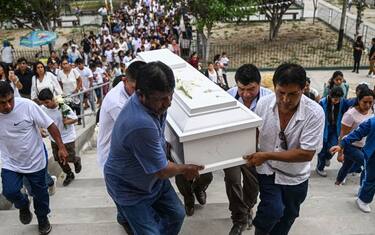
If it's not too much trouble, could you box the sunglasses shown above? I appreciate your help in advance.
[279,130,288,150]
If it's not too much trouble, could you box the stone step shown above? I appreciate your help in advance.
[1,210,374,235]
[1,147,374,235]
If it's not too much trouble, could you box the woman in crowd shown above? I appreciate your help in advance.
[316,86,351,177]
[204,62,220,85]
[323,71,349,98]
[335,87,374,185]
[31,61,62,103]
[331,115,375,213]
[353,35,365,73]
[188,52,199,70]
[0,63,22,97]
[57,57,83,124]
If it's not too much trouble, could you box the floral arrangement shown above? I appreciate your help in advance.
[54,95,70,128]
[176,77,193,99]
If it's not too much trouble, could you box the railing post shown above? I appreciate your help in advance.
[80,93,85,128]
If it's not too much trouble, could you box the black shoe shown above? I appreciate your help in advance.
[63,172,75,186]
[184,198,195,216]
[254,227,269,235]
[38,218,52,235]
[194,189,207,205]
[19,201,33,224]
[352,70,356,72]
[119,221,134,235]
[229,223,247,235]
[74,158,82,174]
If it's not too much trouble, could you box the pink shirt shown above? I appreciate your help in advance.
[342,107,374,147]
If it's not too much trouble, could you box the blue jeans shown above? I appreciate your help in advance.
[317,126,338,171]
[253,174,308,235]
[1,167,50,222]
[336,145,365,183]
[359,152,375,203]
[23,144,54,196]
[116,180,185,235]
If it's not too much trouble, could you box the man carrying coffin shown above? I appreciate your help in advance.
[245,63,325,235]
[104,62,204,234]
[225,64,272,235]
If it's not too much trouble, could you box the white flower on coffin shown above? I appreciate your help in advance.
[176,77,194,99]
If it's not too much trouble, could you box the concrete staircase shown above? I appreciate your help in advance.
[1,144,375,235]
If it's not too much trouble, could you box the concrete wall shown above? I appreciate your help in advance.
[0,116,97,210]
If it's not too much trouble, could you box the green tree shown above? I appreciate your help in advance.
[0,0,61,31]
[257,0,295,41]
[185,0,255,61]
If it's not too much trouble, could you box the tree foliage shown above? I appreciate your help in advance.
[0,0,61,31]
[181,0,255,60]
[256,0,295,40]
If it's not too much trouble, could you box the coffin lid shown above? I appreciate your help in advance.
[137,49,262,141]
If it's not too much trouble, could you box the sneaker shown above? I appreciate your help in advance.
[356,198,371,213]
[38,218,52,235]
[325,159,331,167]
[48,176,57,196]
[63,172,75,187]
[19,201,33,224]
[316,168,327,177]
[342,177,347,185]
[229,223,247,235]
[74,158,82,174]
[367,74,373,78]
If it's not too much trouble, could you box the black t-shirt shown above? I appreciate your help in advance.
[15,68,34,96]
[81,38,91,53]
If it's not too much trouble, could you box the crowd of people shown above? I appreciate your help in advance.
[1,1,375,235]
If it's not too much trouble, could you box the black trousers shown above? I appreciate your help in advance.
[353,54,362,72]
[175,173,213,205]
[68,102,81,122]
[253,174,308,235]
[224,165,259,225]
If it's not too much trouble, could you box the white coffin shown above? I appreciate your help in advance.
[137,49,262,173]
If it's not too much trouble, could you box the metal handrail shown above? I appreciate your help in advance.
[63,81,112,128]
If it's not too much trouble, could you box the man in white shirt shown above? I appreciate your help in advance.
[245,64,325,235]
[97,60,145,234]
[0,81,68,235]
[225,64,272,235]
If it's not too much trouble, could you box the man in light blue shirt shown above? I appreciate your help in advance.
[225,64,272,235]
[104,62,203,234]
